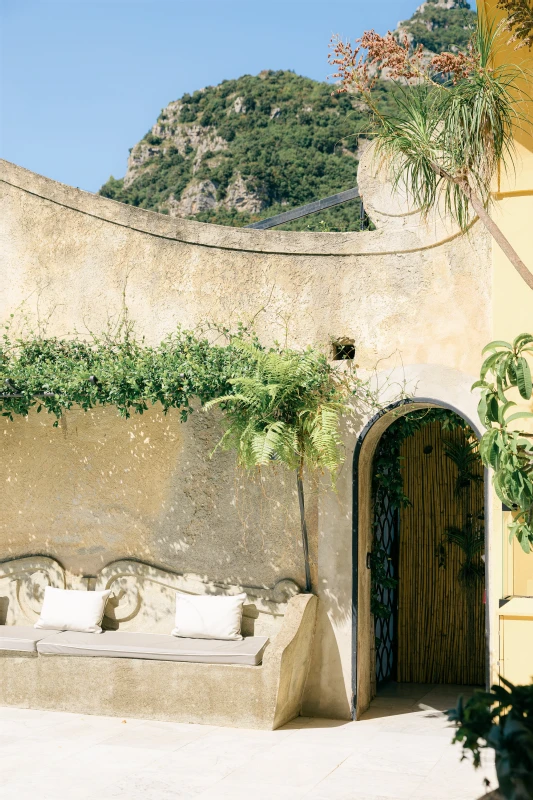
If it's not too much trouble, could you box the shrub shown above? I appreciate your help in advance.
[448,679,533,800]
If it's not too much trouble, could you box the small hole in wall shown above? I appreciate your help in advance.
[332,338,355,361]
[423,445,433,455]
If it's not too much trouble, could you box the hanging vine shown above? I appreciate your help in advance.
[0,323,374,427]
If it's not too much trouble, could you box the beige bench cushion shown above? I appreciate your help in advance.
[37,630,269,666]
[0,625,58,654]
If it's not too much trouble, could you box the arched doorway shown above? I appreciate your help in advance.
[352,400,489,719]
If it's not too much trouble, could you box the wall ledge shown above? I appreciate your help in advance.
[1,158,474,258]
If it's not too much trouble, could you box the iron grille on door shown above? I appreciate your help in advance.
[374,492,399,685]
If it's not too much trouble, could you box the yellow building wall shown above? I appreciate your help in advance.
[483,0,533,687]
[483,0,533,336]
[500,614,533,684]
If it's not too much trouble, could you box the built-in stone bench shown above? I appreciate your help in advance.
[0,556,317,729]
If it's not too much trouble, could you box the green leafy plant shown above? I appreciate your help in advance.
[205,337,372,591]
[441,432,484,580]
[329,15,533,289]
[474,333,533,552]
[439,426,485,656]
[445,512,485,658]
[448,678,533,800]
[206,339,348,474]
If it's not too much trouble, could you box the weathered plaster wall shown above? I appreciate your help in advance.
[0,156,490,369]
[0,151,492,718]
[0,406,308,586]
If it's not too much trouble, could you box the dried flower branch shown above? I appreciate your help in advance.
[328,36,375,97]
[359,30,425,80]
[329,28,483,96]
[328,30,426,100]
[431,38,482,83]
[497,0,533,50]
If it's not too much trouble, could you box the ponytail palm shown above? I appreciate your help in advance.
[330,17,533,289]
[206,339,354,592]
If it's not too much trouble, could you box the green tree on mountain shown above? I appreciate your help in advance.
[100,1,476,232]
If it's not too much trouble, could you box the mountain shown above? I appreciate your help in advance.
[99,0,476,232]
[399,0,476,54]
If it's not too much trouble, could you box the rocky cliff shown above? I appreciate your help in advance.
[99,0,476,231]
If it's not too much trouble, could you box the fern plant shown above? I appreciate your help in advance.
[205,337,361,592]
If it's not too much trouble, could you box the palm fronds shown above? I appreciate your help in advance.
[376,85,457,218]
[331,14,533,288]
[440,18,524,198]
[374,19,526,230]
[443,437,484,495]
[446,516,485,588]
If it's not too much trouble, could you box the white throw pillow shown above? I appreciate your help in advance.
[34,587,111,634]
[172,592,246,641]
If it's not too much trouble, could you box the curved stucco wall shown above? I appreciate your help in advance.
[0,156,490,368]
[0,153,492,718]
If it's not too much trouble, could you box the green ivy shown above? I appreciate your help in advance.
[0,327,241,424]
[0,323,371,446]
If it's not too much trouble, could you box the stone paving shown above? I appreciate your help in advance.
[0,684,496,799]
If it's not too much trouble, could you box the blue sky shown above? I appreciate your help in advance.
[1,0,454,193]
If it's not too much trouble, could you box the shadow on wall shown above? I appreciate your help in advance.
[0,399,352,719]
[0,553,300,648]
[0,405,312,590]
